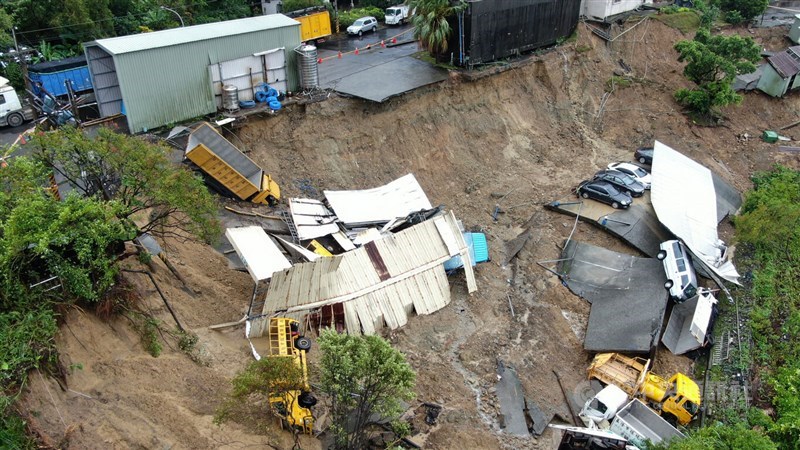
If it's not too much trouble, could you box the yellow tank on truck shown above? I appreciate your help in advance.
[294,10,332,43]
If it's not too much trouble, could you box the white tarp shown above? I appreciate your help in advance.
[650,141,740,284]
[289,198,339,241]
[324,174,433,226]
[225,226,291,282]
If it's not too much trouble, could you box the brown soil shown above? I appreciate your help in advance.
[19,18,800,449]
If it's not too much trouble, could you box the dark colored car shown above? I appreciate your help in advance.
[575,180,633,209]
[593,169,646,197]
[634,146,654,165]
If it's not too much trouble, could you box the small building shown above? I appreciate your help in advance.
[757,46,800,98]
[450,0,582,68]
[84,15,301,134]
[581,0,653,22]
[790,14,800,44]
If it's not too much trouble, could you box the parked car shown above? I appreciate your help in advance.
[576,180,632,209]
[634,146,653,165]
[607,162,652,189]
[347,16,378,36]
[593,169,645,197]
[657,240,698,302]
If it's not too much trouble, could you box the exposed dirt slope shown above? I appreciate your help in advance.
[20,18,799,449]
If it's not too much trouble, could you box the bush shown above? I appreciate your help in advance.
[282,0,324,13]
[337,7,385,27]
[726,10,744,25]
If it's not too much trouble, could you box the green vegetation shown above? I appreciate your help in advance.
[718,0,769,23]
[337,7,386,27]
[0,128,220,446]
[214,356,307,426]
[410,0,467,57]
[282,0,324,13]
[605,75,634,92]
[649,423,776,450]
[734,166,800,447]
[318,329,415,450]
[673,27,759,121]
[653,10,701,35]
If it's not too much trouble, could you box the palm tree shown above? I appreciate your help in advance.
[410,0,466,59]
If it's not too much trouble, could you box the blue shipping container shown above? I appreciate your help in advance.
[29,56,93,98]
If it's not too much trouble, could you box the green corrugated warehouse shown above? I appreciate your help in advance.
[84,15,301,133]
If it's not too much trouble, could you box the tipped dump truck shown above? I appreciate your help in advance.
[185,122,280,205]
[588,353,701,426]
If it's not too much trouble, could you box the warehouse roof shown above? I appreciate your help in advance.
[87,14,300,55]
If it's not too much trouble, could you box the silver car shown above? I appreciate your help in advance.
[657,240,698,302]
[347,16,378,36]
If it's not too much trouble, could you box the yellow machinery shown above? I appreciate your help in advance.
[266,317,315,434]
[306,240,333,257]
[588,353,701,426]
[292,8,332,44]
[185,122,280,205]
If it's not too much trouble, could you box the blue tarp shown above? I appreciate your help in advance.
[444,232,489,272]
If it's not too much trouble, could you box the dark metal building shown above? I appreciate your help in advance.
[451,0,582,67]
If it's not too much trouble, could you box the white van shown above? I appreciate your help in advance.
[657,240,698,302]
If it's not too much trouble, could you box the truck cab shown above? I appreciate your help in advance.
[0,79,37,128]
[385,5,410,25]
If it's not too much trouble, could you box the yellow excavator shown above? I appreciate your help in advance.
[588,352,701,426]
[266,317,316,434]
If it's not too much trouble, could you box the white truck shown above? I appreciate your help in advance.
[385,5,411,25]
[0,77,36,128]
[579,388,684,450]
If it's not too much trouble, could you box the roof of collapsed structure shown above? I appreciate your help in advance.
[261,210,477,334]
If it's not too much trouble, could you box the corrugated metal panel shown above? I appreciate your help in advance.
[650,141,739,284]
[262,211,477,334]
[89,15,300,55]
[226,226,292,282]
[98,23,300,133]
[767,47,800,78]
[756,64,790,97]
[289,198,339,240]
[324,173,433,226]
[85,45,122,117]
[459,0,582,66]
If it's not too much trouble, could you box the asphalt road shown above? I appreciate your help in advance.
[318,22,415,53]
[0,122,33,156]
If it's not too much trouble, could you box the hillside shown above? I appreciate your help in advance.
[19,18,799,449]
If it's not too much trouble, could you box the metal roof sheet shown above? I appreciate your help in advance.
[261,211,477,334]
[289,198,339,241]
[88,14,300,55]
[767,46,800,78]
[650,141,739,284]
[324,174,433,227]
[225,226,292,282]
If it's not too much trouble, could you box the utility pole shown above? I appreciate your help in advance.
[10,25,33,96]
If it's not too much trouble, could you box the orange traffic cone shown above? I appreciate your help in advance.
[381,40,386,48]
[317,58,322,64]
[338,51,342,59]
[355,47,359,55]
[391,37,397,44]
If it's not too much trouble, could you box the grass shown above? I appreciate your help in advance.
[653,11,701,35]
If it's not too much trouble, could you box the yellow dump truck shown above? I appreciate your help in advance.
[287,6,332,45]
[588,353,701,426]
[267,317,316,434]
[185,122,280,205]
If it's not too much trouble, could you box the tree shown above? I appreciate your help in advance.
[719,0,769,22]
[214,357,307,425]
[673,27,760,120]
[410,0,466,58]
[29,127,220,243]
[648,423,776,450]
[318,329,416,449]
